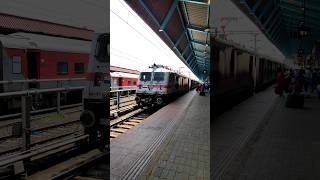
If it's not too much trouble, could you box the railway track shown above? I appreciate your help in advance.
[0,108,83,156]
[110,105,161,141]
[50,150,108,180]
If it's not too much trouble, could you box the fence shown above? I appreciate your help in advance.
[0,79,138,172]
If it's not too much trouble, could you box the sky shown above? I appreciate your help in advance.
[212,0,286,63]
[110,0,199,80]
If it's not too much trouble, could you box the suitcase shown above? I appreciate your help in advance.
[286,93,304,108]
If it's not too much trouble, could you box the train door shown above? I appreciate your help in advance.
[249,56,253,76]
[27,51,40,79]
[118,77,123,87]
[230,50,235,78]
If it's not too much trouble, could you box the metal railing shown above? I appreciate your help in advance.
[0,84,138,175]
[0,78,86,84]
[0,86,85,150]
[110,88,137,114]
[110,86,137,90]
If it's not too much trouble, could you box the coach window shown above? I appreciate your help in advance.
[57,62,68,75]
[128,81,132,85]
[74,63,84,74]
[113,79,118,86]
[12,56,22,74]
[133,81,137,85]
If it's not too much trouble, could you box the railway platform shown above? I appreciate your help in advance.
[213,86,320,180]
[110,90,210,179]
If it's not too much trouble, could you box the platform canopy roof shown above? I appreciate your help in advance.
[124,0,210,80]
[0,13,93,41]
[231,0,320,58]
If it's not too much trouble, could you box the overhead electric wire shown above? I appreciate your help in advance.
[117,0,174,56]
[111,47,146,63]
[110,9,174,60]
[111,1,197,78]
[111,51,146,64]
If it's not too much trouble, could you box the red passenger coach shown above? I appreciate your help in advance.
[4,48,89,80]
[0,33,91,81]
[111,72,138,88]
[0,33,139,112]
[0,33,92,111]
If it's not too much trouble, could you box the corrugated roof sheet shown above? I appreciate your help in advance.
[125,0,210,79]
[0,13,93,41]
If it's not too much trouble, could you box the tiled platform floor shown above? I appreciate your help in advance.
[110,90,210,180]
[212,87,279,179]
[214,87,320,180]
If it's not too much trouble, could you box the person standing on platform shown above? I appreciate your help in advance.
[304,68,312,95]
[311,68,318,93]
[196,84,201,92]
[294,69,305,94]
[275,68,285,96]
[315,68,320,99]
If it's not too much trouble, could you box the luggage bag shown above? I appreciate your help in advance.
[286,93,304,108]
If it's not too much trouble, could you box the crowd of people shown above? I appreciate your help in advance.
[196,82,210,94]
[275,67,320,99]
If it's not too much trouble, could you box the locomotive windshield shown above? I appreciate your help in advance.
[153,72,164,81]
[140,72,151,81]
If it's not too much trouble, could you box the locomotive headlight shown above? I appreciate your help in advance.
[80,110,96,128]
[135,96,140,102]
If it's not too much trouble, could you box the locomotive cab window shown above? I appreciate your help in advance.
[153,72,164,81]
[140,72,151,81]
[12,56,22,74]
[57,62,68,75]
[95,34,109,62]
[74,63,84,74]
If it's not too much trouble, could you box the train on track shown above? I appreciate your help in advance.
[111,72,138,88]
[135,64,199,106]
[212,38,287,115]
[0,33,138,113]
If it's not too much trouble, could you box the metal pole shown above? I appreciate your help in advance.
[81,89,85,112]
[57,92,61,113]
[21,95,31,151]
[117,91,120,110]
